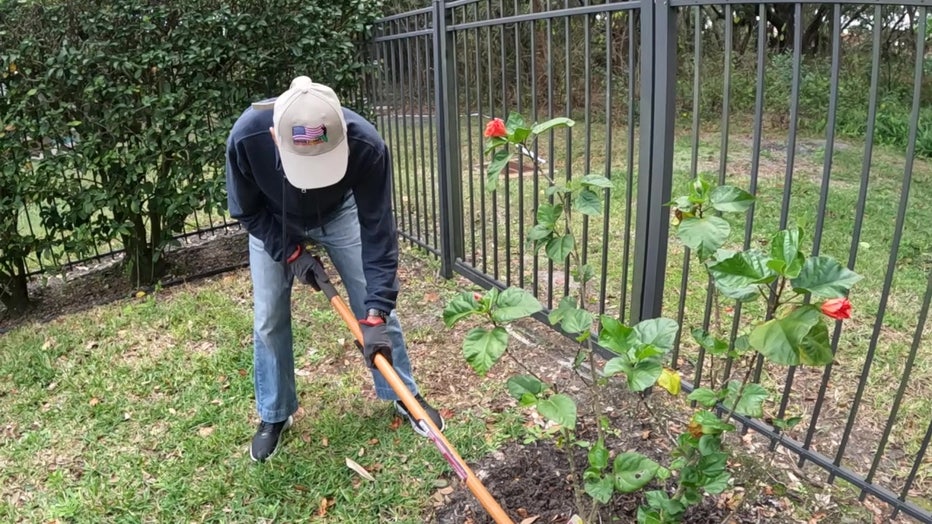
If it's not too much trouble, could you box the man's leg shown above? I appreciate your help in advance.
[306,197,418,401]
[248,234,297,461]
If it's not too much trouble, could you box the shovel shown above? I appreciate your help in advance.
[305,257,515,524]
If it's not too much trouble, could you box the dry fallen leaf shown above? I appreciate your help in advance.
[345,457,375,481]
[519,516,540,524]
[440,408,455,420]
[197,426,214,437]
[424,292,440,302]
[89,397,100,407]
[389,417,403,431]
[321,437,329,447]
[294,484,309,492]
[317,497,329,517]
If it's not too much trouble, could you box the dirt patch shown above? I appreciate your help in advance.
[0,229,249,331]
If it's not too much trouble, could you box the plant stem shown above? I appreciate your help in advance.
[720,353,757,428]
[561,426,585,514]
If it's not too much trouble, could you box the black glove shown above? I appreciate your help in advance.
[287,244,322,290]
[359,316,393,369]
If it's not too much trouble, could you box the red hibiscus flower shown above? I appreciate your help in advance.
[483,118,507,138]
[821,297,852,320]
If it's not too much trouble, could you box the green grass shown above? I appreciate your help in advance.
[0,270,527,522]
[383,115,932,501]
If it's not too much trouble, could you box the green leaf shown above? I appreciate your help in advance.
[536,203,564,227]
[709,185,755,213]
[531,116,575,135]
[613,452,660,493]
[545,233,575,262]
[791,256,863,298]
[588,438,609,469]
[527,224,553,243]
[637,507,664,524]
[703,471,731,494]
[723,381,769,418]
[603,357,630,378]
[580,174,614,189]
[574,264,595,285]
[799,318,833,366]
[511,127,532,144]
[708,249,777,301]
[483,136,508,155]
[505,111,526,134]
[772,416,803,430]
[770,228,805,278]
[692,411,736,435]
[545,184,571,198]
[676,216,731,262]
[537,394,577,429]
[462,327,509,376]
[442,292,481,327]
[492,287,542,323]
[506,375,546,402]
[548,296,577,326]
[598,315,635,354]
[749,305,832,366]
[687,388,721,407]
[698,434,722,456]
[485,149,512,191]
[584,474,614,504]
[560,307,594,335]
[575,188,603,216]
[632,318,679,353]
[691,328,729,355]
[627,360,663,392]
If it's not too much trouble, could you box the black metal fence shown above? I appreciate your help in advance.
[366,0,932,521]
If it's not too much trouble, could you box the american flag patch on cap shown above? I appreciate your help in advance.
[292,124,328,145]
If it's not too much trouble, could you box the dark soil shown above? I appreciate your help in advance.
[429,401,796,524]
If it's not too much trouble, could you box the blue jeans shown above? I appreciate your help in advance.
[247,195,419,423]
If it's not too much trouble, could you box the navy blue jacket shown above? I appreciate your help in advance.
[225,106,399,313]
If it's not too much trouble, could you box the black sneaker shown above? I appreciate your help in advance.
[394,394,445,437]
[250,415,293,462]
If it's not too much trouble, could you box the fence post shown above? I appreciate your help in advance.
[631,0,678,322]
[433,0,464,279]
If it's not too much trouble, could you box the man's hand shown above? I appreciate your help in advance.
[359,310,393,369]
[287,244,322,290]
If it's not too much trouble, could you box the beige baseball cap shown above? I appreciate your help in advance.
[270,76,349,189]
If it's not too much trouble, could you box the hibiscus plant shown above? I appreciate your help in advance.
[443,114,861,524]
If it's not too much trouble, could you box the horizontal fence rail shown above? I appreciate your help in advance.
[370,1,932,522]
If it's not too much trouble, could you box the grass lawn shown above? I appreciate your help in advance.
[0,251,528,523]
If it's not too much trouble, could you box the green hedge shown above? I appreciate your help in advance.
[0,0,381,313]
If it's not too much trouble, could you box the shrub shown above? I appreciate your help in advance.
[0,0,381,289]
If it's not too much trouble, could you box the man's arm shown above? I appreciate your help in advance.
[225,135,299,262]
[353,144,399,313]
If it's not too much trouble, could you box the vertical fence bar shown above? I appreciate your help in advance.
[530,1,540,300]
[895,415,932,519]
[598,6,613,317]
[830,8,927,484]
[745,3,767,390]
[464,11,478,268]
[499,0,509,286]
[581,7,592,270]
[434,0,463,278]
[546,10,556,310]
[631,0,676,323]
[429,21,442,253]
[515,0,526,290]
[619,11,636,324]
[772,2,805,442]
[409,26,424,245]
[672,5,703,375]
[562,0,572,299]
